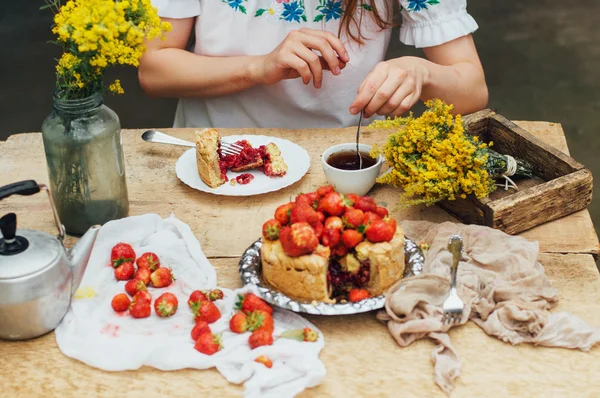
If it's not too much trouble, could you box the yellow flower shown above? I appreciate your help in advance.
[370,99,494,207]
[49,0,171,99]
[109,79,124,94]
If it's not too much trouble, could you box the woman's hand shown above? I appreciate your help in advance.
[350,57,429,118]
[252,28,350,89]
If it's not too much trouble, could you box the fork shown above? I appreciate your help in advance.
[442,234,464,325]
[141,129,243,155]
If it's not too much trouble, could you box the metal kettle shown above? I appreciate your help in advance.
[0,180,100,340]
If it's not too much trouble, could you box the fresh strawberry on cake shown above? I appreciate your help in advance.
[260,186,405,303]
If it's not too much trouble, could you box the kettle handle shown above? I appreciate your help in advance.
[0,180,65,242]
[0,180,40,201]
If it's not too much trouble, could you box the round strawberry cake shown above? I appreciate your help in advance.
[260,185,405,304]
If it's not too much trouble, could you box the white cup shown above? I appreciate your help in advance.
[321,143,385,196]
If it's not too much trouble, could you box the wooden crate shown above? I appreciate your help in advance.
[437,109,593,235]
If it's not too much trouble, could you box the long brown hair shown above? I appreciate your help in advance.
[339,0,397,44]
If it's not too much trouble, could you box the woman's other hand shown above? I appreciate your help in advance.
[252,28,350,89]
[349,57,428,118]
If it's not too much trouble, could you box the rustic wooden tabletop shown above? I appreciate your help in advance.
[1,122,598,397]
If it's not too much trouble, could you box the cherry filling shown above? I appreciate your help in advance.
[327,260,371,299]
[220,140,266,170]
[236,173,254,185]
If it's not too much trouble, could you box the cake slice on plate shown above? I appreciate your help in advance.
[195,128,227,188]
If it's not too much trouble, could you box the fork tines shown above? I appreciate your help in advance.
[221,141,243,156]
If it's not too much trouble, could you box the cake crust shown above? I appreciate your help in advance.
[195,128,226,188]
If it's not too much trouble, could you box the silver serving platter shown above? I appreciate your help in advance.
[238,238,424,315]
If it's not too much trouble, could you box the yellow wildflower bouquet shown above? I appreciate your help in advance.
[43,0,171,99]
[371,99,533,207]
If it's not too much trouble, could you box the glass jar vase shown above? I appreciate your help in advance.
[41,92,129,235]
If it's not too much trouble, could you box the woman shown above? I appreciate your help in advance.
[139,0,488,128]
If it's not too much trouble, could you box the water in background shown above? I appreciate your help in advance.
[1,1,598,233]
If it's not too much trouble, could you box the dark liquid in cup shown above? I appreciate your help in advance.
[326,150,377,170]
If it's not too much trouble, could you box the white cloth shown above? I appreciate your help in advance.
[55,214,326,398]
[150,0,478,129]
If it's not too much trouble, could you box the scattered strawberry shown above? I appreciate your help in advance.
[280,327,319,342]
[136,252,160,271]
[363,211,381,226]
[279,222,319,257]
[295,192,319,209]
[111,293,130,312]
[208,289,224,301]
[374,206,389,219]
[114,261,135,281]
[129,295,151,318]
[316,185,334,197]
[262,219,281,241]
[290,202,320,226]
[125,279,147,296]
[191,321,211,341]
[151,267,174,288]
[313,222,324,239]
[354,196,377,213]
[254,355,273,368]
[133,290,152,304]
[274,202,294,225]
[365,218,396,243]
[154,292,178,317]
[342,208,365,229]
[317,192,350,216]
[188,290,209,308]
[320,228,341,247]
[324,216,344,231]
[134,267,152,285]
[111,243,136,268]
[192,299,221,324]
[229,311,249,334]
[194,332,223,355]
[236,293,273,315]
[341,229,364,249]
[249,329,273,349]
[345,193,359,206]
[247,310,274,333]
[349,288,371,302]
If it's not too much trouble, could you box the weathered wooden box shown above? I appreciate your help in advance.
[437,109,593,235]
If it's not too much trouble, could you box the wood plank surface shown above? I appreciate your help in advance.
[1,253,599,398]
[0,121,597,257]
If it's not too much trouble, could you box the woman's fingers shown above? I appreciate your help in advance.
[363,69,411,117]
[299,28,350,63]
[281,53,313,85]
[294,32,342,77]
[375,74,416,116]
[294,46,324,88]
[391,88,421,116]
[350,63,389,115]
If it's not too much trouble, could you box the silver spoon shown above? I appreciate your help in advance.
[141,129,195,147]
[356,111,363,170]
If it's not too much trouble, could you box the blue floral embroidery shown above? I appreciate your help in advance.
[223,0,248,14]
[314,0,344,22]
[281,1,307,23]
[407,0,440,12]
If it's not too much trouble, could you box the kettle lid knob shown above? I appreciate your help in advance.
[0,213,29,256]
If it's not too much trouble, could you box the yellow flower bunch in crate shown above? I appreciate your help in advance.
[43,0,171,99]
[371,99,533,207]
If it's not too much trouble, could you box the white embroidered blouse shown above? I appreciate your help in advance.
[151,0,478,128]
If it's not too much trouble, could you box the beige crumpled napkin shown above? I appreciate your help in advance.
[377,220,600,395]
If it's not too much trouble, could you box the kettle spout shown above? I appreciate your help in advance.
[69,225,101,295]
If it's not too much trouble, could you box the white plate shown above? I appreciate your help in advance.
[176,135,311,196]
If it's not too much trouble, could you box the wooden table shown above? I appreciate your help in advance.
[1,122,599,397]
